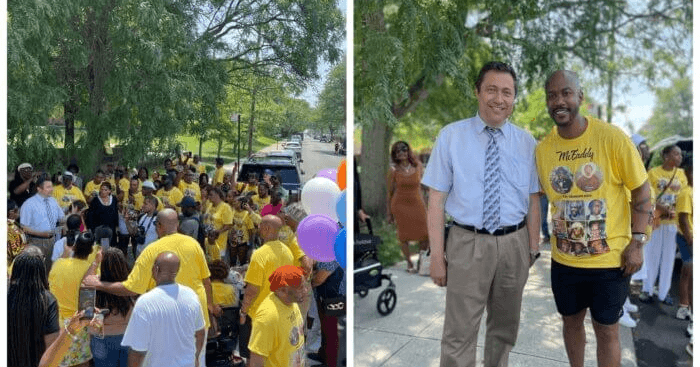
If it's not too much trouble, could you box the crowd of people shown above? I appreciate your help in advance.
[8,153,346,367]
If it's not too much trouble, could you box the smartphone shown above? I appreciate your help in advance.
[80,307,110,320]
[100,237,109,249]
[78,287,96,313]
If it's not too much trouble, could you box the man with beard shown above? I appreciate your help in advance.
[535,70,650,367]
[422,61,541,367]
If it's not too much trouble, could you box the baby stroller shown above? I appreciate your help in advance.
[354,219,396,316]
[206,306,245,367]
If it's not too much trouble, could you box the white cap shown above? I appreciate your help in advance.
[142,180,156,190]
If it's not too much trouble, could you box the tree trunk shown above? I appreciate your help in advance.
[359,121,392,217]
[64,97,77,151]
[217,138,223,157]
[198,137,204,157]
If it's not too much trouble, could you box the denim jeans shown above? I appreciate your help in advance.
[90,334,128,367]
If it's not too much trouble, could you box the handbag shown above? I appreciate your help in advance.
[418,249,431,276]
[652,168,677,230]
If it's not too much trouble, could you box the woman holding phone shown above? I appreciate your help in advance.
[48,232,101,367]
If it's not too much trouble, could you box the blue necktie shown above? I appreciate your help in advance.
[483,127,501,233]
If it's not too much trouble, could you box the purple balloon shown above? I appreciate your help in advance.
[296,214,340,262]
[316,168,338,183]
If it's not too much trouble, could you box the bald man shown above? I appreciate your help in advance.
[83,209,216,366]
[238,215,295,361]
[122,252,206,367]
[536,70,650,367]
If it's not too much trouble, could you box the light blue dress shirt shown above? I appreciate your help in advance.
[421,115,540,228]
[20,193,65,232]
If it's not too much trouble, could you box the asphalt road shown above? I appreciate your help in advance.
[299,138,345,184]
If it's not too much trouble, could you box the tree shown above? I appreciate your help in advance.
[314,60,346,139]
[640,77,692,146]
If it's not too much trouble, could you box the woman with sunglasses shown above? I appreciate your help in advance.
[387,141,429,273]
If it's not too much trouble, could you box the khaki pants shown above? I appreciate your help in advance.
[440,225,530,367]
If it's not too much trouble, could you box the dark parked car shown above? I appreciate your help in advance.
[238,161,303,200]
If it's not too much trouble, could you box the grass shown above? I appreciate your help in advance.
[177,135,277,165]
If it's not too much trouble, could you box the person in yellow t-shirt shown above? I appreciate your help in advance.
[53,172,86,212]
[239,215,295,361]
[209,260,238,307]
[536,70,651,367]
[82,209,218,334]
[228,195,257,266]
[675,161,693,321]
[638,144,688,305]
[204,187,234,261]
[178,169,202,204]
[156,178,184,213]
[190,154,207,175]
[48,232,102,367]
[84,170,106,203]
[213,158,226,187]
[248,265,306,367]
[252,182,271,213]
[237,173,259,196]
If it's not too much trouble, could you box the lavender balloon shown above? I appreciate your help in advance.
[316,168,338,182]
[296,214,340,262]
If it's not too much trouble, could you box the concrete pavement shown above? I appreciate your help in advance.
[354,242,638,367]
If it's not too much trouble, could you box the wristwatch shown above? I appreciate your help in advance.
[632,233,648,243]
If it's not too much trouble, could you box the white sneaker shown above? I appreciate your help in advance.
[688,322,693,338]
[624,298,639,313]
[619,311,637,328]
[677,306,693,320]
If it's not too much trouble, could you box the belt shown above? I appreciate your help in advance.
[452,219,526,237]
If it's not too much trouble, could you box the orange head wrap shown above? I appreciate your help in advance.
[269,265,306,292]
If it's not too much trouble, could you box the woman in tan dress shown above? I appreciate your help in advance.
[386,141,429,273]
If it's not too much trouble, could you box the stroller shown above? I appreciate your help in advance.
[206,306,245,367]
[354,219,396,316]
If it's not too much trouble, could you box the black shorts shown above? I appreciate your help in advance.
[550,260,629,325]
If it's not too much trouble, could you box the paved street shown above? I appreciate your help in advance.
[299,138,345,184]
[354,242,638,367]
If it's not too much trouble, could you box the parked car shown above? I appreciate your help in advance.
[238,161,303,200]
[284,141,302,159]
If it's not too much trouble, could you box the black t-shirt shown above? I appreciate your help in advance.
[44,291,60,336]
[9,175,36,208]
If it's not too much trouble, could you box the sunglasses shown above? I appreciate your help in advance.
[397,145,409,152]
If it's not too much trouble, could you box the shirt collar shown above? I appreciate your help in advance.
[475,113,510,136]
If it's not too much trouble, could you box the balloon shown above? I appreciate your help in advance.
[337,160,347,190]
[335,191,347,226]
[301,177,341,221]
[297,214,339,262]
[316,168,338,182]
[334,228,347,268]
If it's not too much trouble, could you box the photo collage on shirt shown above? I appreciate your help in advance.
[552,199,609,256]
[656,177,682,220]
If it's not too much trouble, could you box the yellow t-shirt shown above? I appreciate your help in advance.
[535,117,648,268]
[676,186,693,237]
[648,166,688,226]
[190,163,206,175]
[248,293,304,367]
[84,181,102,199]
[156,187,184,211]
[122,233,212,327]
[252,195,271,212]
[47,245,101,323]
[278,225,306,267]
[205,202,234,259]
[212,281,237,306]
[231,209,255,244]
[118,178,130,194]
[123,191,144,211]
[178,181,202,204]
[214,168,225,185]
[244,240,294,317]
[53,185,86,210]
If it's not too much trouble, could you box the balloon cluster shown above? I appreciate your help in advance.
[297,159,347,268]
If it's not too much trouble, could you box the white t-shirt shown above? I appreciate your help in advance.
[121,283,205,367]
[52,237,68,262]
[136,213,158,254]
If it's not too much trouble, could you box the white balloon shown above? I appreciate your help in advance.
[301,177,341,221]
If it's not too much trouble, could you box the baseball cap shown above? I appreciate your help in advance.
[630,134,646,147]
[269,265,306,292]
[264,169,274,175]
[63,171,74,179]
[142,180,156,190]
[18,163,32,170]
[178,196,197,208]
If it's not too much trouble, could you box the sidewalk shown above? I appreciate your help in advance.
[354,242,638,367]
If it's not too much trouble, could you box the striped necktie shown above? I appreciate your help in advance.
[483,127,501,233]
[44,197,55,230]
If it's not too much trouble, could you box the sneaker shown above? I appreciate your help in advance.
[677,306,693,320]
[624,298,639,313]
[638,292,653,303]
[688,322,694,338]
[687,336,693,357]
[619,312,637,328]
[662,296,674,306]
